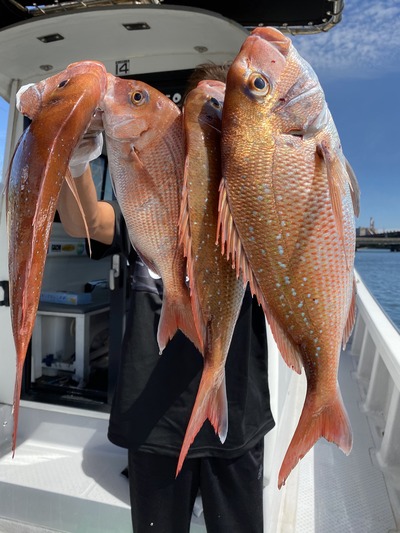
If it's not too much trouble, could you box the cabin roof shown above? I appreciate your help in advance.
[0,0,344,34]
[0,1,344,100]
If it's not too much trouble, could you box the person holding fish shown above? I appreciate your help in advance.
[56,62,275,533]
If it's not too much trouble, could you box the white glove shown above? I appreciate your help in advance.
[69,132,103,178]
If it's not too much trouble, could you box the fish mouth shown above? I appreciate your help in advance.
[16,83,41,118]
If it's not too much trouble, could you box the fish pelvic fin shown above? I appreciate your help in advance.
[217,177,302,374]
[157,288,203,355]
[278,385,353,489]
[176,367,228,477]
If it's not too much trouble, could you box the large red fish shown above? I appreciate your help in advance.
[100,74,200,354]
[176,80,246,475]
[218,27,360,488]
[6,60,108,454]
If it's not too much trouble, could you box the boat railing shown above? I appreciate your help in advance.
[350,269,400,518]
[261,268,400,531]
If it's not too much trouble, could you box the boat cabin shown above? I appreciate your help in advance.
[0,1,399,531]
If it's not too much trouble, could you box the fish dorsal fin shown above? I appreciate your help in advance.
[345,158,360,218]
[217,177,302,374]
[65,169,92,257]
[178,157,206,351]
[216,177,247,282]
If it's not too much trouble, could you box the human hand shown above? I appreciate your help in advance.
[69,131,103,178]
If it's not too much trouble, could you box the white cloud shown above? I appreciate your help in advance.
[291,0,400,79]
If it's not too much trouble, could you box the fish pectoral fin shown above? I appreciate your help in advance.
[178,157,191,258]
[278,385,353,489]
[176,370,228,477]
[317,140,352,271]
[178,158,206,346]
[345,157,361,218]
[342,276,357,349]
[65,169,92,257]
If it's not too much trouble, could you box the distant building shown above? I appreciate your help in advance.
[357,217,377,236]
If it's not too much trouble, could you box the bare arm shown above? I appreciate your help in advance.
[57,166,115,245]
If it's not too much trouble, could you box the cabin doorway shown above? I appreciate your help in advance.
[21,155,126,412]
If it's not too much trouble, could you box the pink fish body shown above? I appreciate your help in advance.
[100,74,200,353]
[176,80,246,475]
[218,27,360,488]
[6,60,108,454]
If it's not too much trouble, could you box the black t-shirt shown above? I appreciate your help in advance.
[91,202,275,458]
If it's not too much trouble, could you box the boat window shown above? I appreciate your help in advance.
[0,97,9,185]
[89,154,114,202]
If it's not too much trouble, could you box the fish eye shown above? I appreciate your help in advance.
[210,97,221,109]
[58,79,69,88]
[248,73,270,96]
[131,90,146,106]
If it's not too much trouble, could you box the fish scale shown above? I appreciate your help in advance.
[101,73,201,355]
[6,60,108,455]
[219,26,359,488]
[176,80,246,476]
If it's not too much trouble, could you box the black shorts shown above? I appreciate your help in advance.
[127,438,265,533]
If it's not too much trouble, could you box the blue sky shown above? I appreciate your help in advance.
[292,0,400,231]
[1,0,399,231]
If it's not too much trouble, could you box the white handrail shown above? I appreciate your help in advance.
[351,269,400,514]
[264,269,400,531]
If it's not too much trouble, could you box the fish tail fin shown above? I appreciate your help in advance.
[157,290,202,354]
[176,368,228,477]
[278,386,352,489]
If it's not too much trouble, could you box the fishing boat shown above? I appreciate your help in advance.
[0,1,399,531]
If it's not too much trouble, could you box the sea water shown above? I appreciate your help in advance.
[354,248,400,331]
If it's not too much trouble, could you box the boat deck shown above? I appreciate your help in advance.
[0,345,398,532]
[293,347,397,533]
